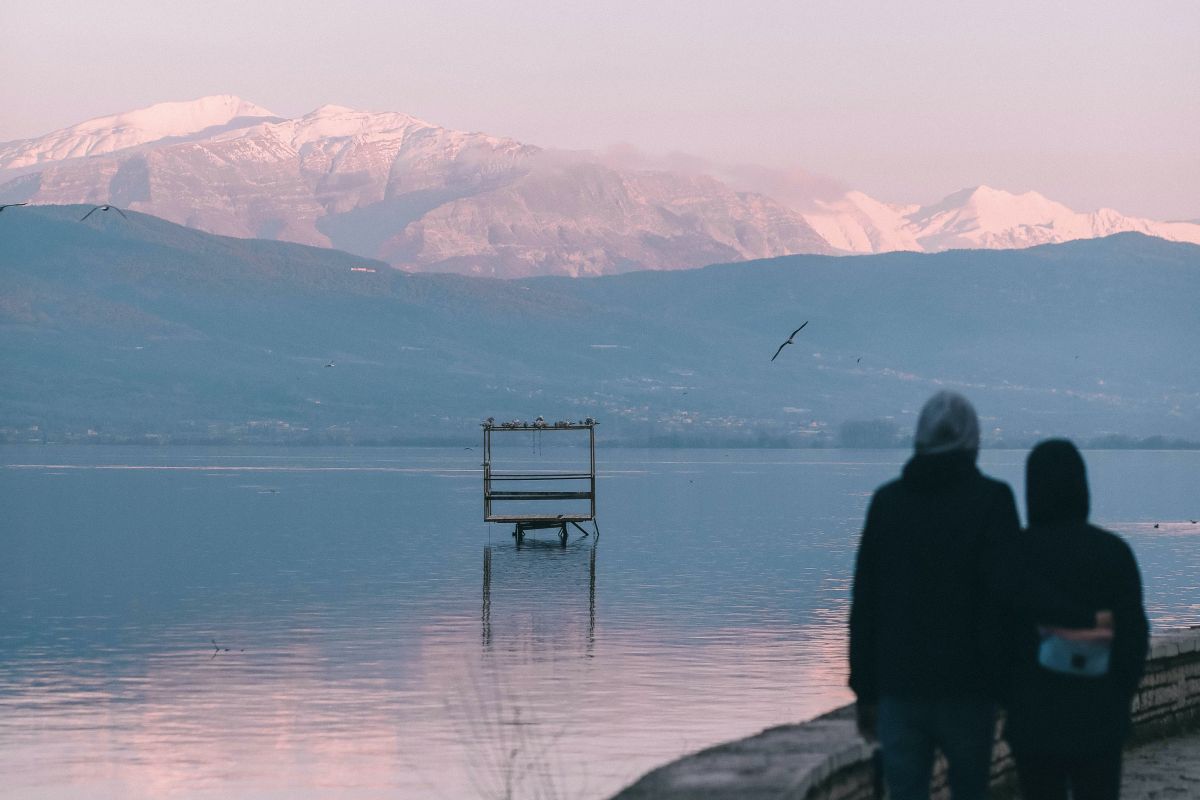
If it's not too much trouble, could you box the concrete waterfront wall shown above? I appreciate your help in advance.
[610,628,1200,800]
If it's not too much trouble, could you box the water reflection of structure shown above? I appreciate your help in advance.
[481,542,597,654]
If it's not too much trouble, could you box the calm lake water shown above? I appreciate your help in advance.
[1,446,1197,799]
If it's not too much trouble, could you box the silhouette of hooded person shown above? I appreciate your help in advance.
[849,390,1014,800]
[1001,439,1149,800]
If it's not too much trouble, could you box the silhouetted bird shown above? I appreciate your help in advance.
[325,362,335,368]
[80,204,128,221]
[771,321,809,362]
[1153,523,1159,529]
[857,357,862,364]
[0,203,27,213]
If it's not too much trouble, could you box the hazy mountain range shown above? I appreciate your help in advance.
[2,205,1196,446]
[3,96,1198,278]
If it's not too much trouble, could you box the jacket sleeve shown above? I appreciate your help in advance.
[1110,539,1150,698]
[848,494,880,704]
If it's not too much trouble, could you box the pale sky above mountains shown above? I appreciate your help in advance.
[2,0,1197,219]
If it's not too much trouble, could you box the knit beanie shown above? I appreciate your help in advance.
[913,391,980,455]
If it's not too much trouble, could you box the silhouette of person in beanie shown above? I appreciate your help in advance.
[849,391,1012,800]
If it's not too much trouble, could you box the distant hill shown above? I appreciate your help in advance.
[1,205,1197,446]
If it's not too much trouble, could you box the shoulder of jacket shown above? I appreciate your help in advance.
[871,477,906,501]
[1087,524,1137,557]
[972,474,1016,509]
[978,472,1014,493]
[875,474,905,493]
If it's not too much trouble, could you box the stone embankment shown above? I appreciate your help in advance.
[611,628,1200,800]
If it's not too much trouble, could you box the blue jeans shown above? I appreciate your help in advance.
[877,695,995,800]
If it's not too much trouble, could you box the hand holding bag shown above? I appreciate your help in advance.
[1036,626,1112,677]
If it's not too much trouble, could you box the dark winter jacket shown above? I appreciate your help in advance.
[848,450,1021,704]
[1001,440,1149,754]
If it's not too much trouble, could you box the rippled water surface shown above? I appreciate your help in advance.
[2,446,1197,799]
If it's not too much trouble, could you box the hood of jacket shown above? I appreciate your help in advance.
[1026,438,1090,525]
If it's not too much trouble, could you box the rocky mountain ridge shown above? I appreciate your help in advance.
[2,96,1197,275]
[0,97,833,275]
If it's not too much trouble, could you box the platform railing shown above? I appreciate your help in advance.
[482,422,597,525]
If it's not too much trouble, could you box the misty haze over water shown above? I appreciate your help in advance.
[2,446,1196,799]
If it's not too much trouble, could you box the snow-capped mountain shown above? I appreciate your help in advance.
[2,95,1197,274]
[0,96,832,276]
[800,191,922,253]
[0,95,278,169]
[801,185,1200,253]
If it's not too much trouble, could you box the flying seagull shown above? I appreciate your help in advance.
[0,203,27,213]
[325,361,335,368]
[771,321,809,362]
[80,204,128,221]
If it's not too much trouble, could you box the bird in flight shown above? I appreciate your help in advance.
[80,205,128,221]
[771,321,809,362]
[856,357,862,364]
[0,203,27,213]
[325,361,335,368]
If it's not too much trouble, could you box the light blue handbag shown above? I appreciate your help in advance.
[1037,634,1111,677]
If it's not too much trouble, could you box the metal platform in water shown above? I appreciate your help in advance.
[482,419,598,544]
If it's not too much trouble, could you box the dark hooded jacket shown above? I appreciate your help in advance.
[848,450,1020,703]
[1001,440,1150,754]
